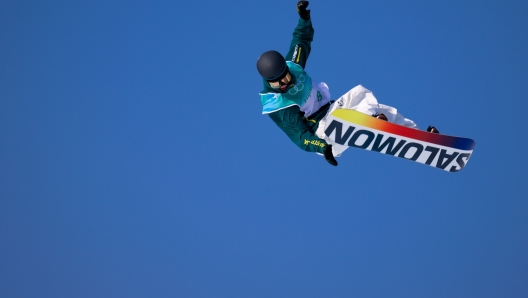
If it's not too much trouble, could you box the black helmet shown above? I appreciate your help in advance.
[256,50,287,81]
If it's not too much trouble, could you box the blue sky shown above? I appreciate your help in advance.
[1,0,527,297]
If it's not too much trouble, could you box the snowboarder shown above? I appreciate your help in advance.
[257,1,438,166]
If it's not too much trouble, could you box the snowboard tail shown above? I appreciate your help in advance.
[324,109,476,172]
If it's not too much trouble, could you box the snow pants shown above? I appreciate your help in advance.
[315,85,418,157]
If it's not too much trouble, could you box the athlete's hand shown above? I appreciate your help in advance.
[297,1,310,20]
[324,145,338,166]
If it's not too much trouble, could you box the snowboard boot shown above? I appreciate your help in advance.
[427,126,439,134]
[373,113,388,121]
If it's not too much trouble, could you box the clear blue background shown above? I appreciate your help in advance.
[1,0,527,297]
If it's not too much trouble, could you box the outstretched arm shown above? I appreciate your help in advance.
[285,1,314,69]
[268,106,327,153]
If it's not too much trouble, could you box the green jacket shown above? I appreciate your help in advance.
[260,18,330,154]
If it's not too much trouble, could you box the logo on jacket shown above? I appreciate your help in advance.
[288,73,306,95]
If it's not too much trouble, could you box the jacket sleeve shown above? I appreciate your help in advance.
[268,105,327,153]
[284,18,314,69]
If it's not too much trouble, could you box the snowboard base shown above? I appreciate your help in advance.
[324,109,476,172]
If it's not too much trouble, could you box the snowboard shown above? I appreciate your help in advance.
[324,109,476,172]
